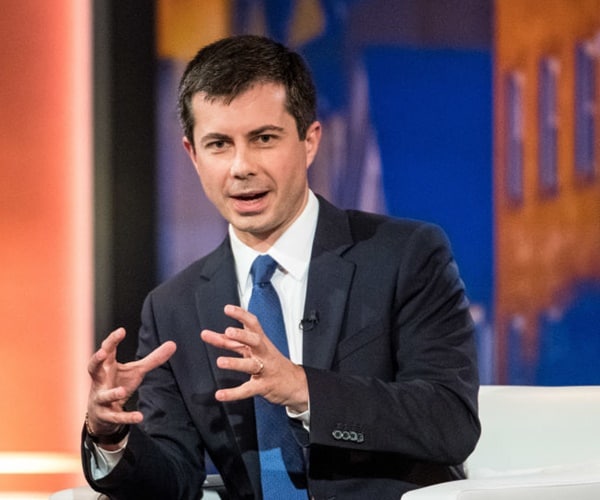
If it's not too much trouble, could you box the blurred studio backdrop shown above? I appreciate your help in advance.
[1,0,600,497]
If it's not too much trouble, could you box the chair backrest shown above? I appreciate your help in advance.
[465,385,600,478]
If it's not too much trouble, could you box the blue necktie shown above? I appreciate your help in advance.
[248,255,307,499]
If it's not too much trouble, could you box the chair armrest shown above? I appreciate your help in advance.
[50,480,224,500]
[401,468,600,500]
[49,487,105,499]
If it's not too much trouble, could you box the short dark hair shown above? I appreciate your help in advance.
[177,35,317,146]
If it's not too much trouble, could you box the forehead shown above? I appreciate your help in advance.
[190,82,293,135]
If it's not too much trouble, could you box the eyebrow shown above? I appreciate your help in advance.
[199,132,230,144]
[247,125,285,137]
[199,125,286,145]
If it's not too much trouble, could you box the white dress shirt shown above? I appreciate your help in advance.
[229,190,319,365]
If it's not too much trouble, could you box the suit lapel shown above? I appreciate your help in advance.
[194,238,260,395]
[303,197,355,369]
[193,239,260,494]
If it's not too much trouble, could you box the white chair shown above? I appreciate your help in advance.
[50,475,223,499]
[402,385,600,499]
[53,386,600,499]
[49,486,106,499]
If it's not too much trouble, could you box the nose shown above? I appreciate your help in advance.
[229,147,255,179]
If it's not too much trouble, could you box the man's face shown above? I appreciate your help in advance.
[183,82,321,251]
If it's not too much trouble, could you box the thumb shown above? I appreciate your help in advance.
[136,341,177,375]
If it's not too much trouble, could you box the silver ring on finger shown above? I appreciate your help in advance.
[252,357,264,376]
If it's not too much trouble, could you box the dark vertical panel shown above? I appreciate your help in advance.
[93,0,114,348]
[93,0,157,362]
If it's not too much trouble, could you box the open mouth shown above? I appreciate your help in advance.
[232,191,267,201]
[230,191,269,213]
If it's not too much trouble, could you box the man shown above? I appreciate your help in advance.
[83,35,480,499]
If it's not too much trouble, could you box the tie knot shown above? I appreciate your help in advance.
[251,254,278,285]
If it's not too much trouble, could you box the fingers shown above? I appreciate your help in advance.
[88,384,142,435]
[133,340,177,375]
[86,331,177,439]
[201,329,246,351]
[216,354,263,376]
[215,380,257,402]
[201,327,262,355]
[202,304,266,352]
[213,363,308,410]
[88,328,125,373]
[223,304,261,331]
[101,327,127,353]
[89,402,145,432]
[94,386,127,405]
[88,327,126,376]
[99,409,144,427]
[204,305,309,410]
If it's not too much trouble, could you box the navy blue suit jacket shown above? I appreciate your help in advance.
[83,196,480,499]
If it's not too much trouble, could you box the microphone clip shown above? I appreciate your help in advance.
[299,310,319,331]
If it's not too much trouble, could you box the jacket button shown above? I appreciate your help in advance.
[331,429,365,443]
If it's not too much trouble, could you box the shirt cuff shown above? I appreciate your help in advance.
[286,405,310,431]
[87,437,128,480]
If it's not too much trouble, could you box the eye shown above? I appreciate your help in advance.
[255,134,276,145]
[205,139,229,151]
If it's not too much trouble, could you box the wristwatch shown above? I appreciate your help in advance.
[85,412,130,445]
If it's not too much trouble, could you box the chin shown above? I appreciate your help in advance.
[231,217,269,234]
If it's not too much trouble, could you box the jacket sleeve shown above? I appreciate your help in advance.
[81,294,207,500]
[305,222,480,465]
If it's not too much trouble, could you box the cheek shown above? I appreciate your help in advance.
[195,164,223,200]
[276,150,308,179]
[283,158,310,190]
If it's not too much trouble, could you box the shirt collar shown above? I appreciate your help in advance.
[229,191,319,288]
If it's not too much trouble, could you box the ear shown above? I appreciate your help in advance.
[304,121,322,168]
[182,136,198,169]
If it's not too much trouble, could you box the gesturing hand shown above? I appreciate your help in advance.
[86,328,177,443]
[201,305,308,413]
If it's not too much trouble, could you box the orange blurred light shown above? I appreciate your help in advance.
[0,0,92,494]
